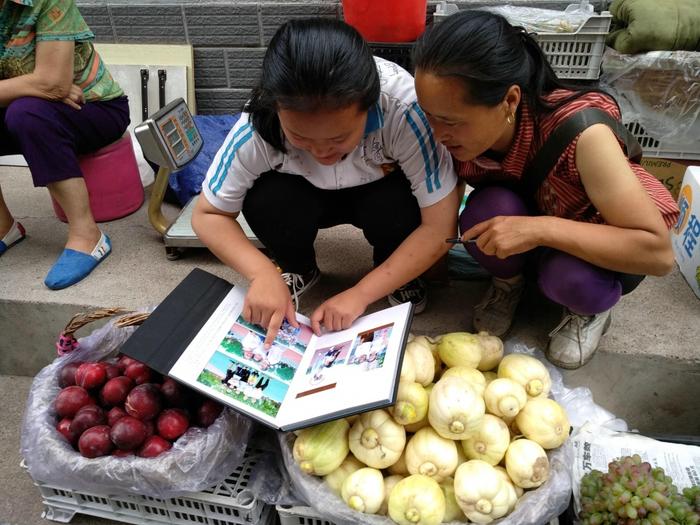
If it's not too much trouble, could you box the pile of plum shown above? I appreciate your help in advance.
[54,356,223,458]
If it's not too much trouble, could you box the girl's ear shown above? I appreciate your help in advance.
[503,84,521,115]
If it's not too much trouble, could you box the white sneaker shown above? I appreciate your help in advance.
[472,276,525,337]
[281,267,320,308]
[546,308,612,369]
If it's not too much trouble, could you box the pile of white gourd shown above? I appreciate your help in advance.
[292,332,571,525]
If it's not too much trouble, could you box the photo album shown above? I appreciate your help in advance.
[120,269,414,431]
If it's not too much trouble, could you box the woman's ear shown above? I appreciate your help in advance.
[504,85,521,115]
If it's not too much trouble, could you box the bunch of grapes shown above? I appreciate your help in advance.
[684,487,700,515]
[579,454,700,525]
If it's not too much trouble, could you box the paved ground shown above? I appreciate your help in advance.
[1,164,698,525]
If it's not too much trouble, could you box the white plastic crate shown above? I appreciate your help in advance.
[277,505,330,525]
[533,12,612,80]
[25,447,274,525]
[277,505,562,525]
[625,120,700,160]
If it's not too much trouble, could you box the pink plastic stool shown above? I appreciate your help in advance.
[52,135,144,223]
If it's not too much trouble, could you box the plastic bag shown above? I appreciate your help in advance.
[20,313,253,499]
[169,113,241,205]
[601,48,700,144]
[275,341,616,525]
[481,3,594,34]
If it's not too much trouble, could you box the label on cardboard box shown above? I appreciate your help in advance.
[641,158,694,201]
[671,166,700,299]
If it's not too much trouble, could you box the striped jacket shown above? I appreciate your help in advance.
[202,56,457,214]
[458,90,680,229]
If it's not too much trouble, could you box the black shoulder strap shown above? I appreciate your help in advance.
[522,107,643,197]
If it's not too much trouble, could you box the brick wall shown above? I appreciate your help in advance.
[77,0,608,114]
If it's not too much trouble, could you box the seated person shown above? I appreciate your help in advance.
[0,0,130,289]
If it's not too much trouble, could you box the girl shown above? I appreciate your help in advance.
[412,11,678,369]
[192,18,459,345]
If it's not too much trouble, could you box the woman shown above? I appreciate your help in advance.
[0,0,129,289]
[192,18,459,346]
[413,11,679,369]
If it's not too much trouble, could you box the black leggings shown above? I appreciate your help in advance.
[242,170,422,274]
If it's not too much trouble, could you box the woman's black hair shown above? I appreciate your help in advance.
[247,18,380,152]
[413,10,613,118]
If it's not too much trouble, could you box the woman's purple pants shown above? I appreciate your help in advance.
[0,96,130,187]
[460,186,644,316]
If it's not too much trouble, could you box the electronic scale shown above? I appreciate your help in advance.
[134,98,261,259]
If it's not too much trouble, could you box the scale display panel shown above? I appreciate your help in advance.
[134,98,202,170]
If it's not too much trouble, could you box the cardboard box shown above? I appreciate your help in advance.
[640,158,697,200]
[671,166,700,299]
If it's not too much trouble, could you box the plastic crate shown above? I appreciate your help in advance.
[277,505,563,525]
[24,447,274,525]
[369,42,414,73]
[624,120,700,160]
[533,12,612,80]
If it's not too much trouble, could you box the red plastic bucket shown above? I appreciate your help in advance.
[52,135,144,223]
[342,0,428,42]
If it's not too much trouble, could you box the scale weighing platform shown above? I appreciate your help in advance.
[134,98,261,259]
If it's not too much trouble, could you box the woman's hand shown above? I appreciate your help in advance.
[462,215,546,259]
[61,84,85,110]
[243,271,298,347]
[310,287,370,335]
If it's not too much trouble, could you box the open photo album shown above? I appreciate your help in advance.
[120,269,414,431]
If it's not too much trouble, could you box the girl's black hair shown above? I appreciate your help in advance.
[247,18,380,152]
[413,10,613,118]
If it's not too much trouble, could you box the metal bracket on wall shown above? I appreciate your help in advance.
[158,69,167,110]
[140,68,149,121]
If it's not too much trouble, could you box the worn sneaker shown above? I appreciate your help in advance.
[281,267,320,308]
[472,276,524,337]
[388,278,428,314]
[546,308,612,369]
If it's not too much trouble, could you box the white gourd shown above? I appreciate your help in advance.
[441,366,486,397]
[483,371,498,386]
[453,460,511,523]
[455,439,468,466]
[341,467,385,514]
[428,376,485,440]
[349,409,406,469]
[439,477,467,522]
[497,354,552,398]
[405,427,459,482]
[388,449,410,476]
[405,340,436,386]
[324,455,365,495]
[400,353,417,384]
[515,397,570,449]
[483,378,528,419]
[494,466,524,498]
[492,468,518,514]
[388,474,446,525]
[461,414,511,465]
[475,332,504,371]
[379,474,404,515]
[436,332,482,369]
[505,439,550,488]
[293,419,349,476]
[404,383,434,433]
[391,381,429,425]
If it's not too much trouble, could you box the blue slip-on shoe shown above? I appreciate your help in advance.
[44,232,112,290]
[0,220,26,256]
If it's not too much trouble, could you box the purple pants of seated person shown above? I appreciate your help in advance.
[0,96,130,187]
[460,186,644,316]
